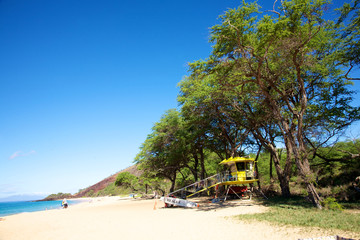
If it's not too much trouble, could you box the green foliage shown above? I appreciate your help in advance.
[136,0,360,202]
[256,138,360,202]
[179,0,359,206]
[321,197,344,211]
[236,197,359,233]
[255,149,295,183]
[115,172,140,191]
[204,151,223,175]
[81,181,138,198]
[135,108,225,192]
[311,140,360,184]
[309,139,360,201]
[138,172,170,195]
[134,109,187,192]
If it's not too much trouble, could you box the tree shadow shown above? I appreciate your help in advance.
[196,200,256,212]
[257,195,314,209]
[160,198,258,212]
[159,195,320,211]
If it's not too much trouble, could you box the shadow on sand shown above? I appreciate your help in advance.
[159,197,257,212]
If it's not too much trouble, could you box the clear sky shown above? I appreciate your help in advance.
[0,0,358,200]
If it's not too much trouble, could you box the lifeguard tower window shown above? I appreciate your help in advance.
[236,162,246,171]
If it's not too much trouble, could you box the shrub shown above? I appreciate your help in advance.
[321,197,343,211]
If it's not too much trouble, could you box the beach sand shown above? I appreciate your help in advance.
[0,197,358,240]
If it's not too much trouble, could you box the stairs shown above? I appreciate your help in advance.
[168,172,267,200]
[168,173,225,199]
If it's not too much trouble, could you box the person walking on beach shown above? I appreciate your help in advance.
[62,198,68,209]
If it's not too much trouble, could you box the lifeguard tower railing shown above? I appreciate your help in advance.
[167,171,256,199]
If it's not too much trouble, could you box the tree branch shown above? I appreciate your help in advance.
[265,0,281,16]
[337,149,360,159]
[345,63,360,80]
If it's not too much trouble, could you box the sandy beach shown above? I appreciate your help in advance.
[0,197,358,240]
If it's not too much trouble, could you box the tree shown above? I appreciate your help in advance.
[138,172,169,196]
[135,109,188,192]
[180,0,359,208]
[180,60,293,197]
[115,172,139,191]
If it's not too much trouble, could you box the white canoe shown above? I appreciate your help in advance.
[160,197,199,208]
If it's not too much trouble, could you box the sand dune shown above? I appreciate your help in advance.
[0,197,357,240]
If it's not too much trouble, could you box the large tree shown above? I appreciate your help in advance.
[180,0,359,208]
[135,109,188,192]
[179,59,293,197]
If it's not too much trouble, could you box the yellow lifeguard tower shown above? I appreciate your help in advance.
[215,157,258,200]
[219,157,258,185]
[163,156,260,205]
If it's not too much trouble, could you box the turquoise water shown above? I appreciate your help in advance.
[0,200,81,217]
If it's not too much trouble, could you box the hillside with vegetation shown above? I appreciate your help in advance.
[74,165,143,197]
[41,192,73,201]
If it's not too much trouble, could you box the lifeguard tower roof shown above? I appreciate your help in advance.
[219,157,255,165]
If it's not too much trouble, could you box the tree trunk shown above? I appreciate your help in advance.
[306,182,322,208]
[200,148,206,180]
[255,145,262,189]
[193,152,199,182]
[277,173,291,197]
[169,171,177,193]
[293,44,322,209]
[295,157,322,208]
[269,153,273,181]
[296,154,322,208]
[286,129,323,208]
[169,179,176,193]
[269,147,291,197]
[251,129,291,197]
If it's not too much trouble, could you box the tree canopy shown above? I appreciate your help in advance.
[135,0,360,208]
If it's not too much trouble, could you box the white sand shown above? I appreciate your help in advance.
[0,197,358,240]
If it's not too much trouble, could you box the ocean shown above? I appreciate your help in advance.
[0,199,81,217]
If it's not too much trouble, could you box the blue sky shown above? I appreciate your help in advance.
[0,0,359,200]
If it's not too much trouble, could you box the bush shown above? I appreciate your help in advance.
[321,197,343,211]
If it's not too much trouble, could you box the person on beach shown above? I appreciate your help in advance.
[153,191,158,210]
[62,198,68,209]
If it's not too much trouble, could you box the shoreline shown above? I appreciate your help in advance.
[0,198,102,220]
[0,197,358,240]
